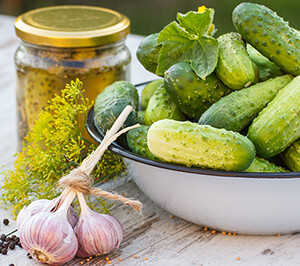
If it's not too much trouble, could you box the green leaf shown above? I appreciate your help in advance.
[156,18,219,79]
[157,21,194,45]
[156,41,194,76]
[190,37,219,79]
[156,21,195,75]
[176,9,214,37]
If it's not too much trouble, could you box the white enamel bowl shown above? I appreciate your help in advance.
[87,82,300,236]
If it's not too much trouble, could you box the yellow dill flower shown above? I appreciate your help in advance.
[1,79,125,217]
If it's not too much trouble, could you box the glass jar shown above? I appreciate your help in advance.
[14,6,131,145]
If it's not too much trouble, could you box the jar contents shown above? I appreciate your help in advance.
[14,5,131,147]
[15,42,130,144]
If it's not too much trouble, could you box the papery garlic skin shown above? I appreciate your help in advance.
[46,197,79,228]
[19,190,78,265]
[17,197,79,230]
[75,192,123,257]
[67,205,79,228]
[17,199,50,229]
[76,213,123,257]
[20,212,78,265]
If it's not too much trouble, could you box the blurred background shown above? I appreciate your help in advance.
[0,0,299,36]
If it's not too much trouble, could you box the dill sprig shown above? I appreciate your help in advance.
[1,79,125,217]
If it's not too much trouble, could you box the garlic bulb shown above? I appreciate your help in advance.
[17,197,78,230]
[66,205,79,228]
[17,199,50,229]
[75,192,123,257]
[19,190,78,265]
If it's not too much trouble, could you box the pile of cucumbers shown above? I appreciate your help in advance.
[94,2,300,173]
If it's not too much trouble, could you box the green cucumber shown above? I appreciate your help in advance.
[246,44,284,82]
[147,119,255,171]
[244,157,288,172]
[198,75,293,132]
[94,81,139,133]
[164,62,231,120]
[216,32,256,90]
[136,33,161,74]
[144,84,186,125]
[233,2,300,76]
[248,75,300,158]
[137,110,145,125]
[141,79,163,109]
[127,125,158,161]
[281,139,300,172]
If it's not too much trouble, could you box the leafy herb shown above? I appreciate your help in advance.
[1,79,125,217]
[156,8,219,79]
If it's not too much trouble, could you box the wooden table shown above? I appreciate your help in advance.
[1,14,300,266]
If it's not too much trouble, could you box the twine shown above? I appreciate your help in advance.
[58,106,142,212]
[59,168,142,211]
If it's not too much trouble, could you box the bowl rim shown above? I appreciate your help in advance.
[87,82,300,179]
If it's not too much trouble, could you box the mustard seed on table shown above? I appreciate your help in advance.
[3,218,9,225]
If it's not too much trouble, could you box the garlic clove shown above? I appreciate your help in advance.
[67,205,79,228]
[75,192,123,257]
[17,197,79,230]
[17,199,51,230]
[76,212,123,257]
[20,211,78,265]
[19,190,78,265]
[46,197,79,228]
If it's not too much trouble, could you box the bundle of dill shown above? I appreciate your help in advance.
[1,79,125,217]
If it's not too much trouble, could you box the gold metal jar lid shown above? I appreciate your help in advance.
[15,5,130,47]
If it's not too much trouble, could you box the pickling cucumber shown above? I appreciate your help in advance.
[164,62,231,120]
[216,32,256,90]
[141,79,163,109]
[144,84,186,125]
[233,2,300,76]
[281,139,300,172]
[244,157,288,172]
[94,81,139,133]
[137,110,145,125]
[248,75,300,158]
[246,44,284,82]
[198,75,293,132]
[127,125,158,161]
[136,33,161,74]
[147,119,255,171]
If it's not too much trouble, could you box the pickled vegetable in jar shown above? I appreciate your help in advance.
[14,6,131,146]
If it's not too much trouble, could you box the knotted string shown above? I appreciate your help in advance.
[59,168,142,211]
[58,106,142,211]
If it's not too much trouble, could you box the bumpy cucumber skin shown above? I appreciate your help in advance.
[282,139,300,172]
[164,62,231,120]
[232,2,300,76]
[136,33,161,74]
[216,32,256,90]
[248,75,300,158]
[94,81,139,133]
[198,75,293,132]
[141,79,163,109]
[244,157,288,172]
[144,84,186,125]
[246,44,284,82]
[137,110,145,125]
[147,119,255,171]
[127,125,158,161]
